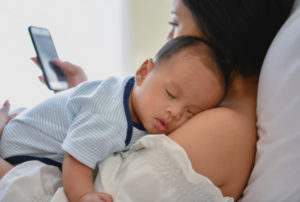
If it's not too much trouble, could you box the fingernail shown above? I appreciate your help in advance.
[3,100,9,107]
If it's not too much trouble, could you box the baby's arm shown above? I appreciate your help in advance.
[63,153,112,202]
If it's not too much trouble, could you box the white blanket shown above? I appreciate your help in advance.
[0,135,233,202]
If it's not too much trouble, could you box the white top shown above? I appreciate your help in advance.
[1,76,147,169]
[95,135,234,202]
[0,135,234,202]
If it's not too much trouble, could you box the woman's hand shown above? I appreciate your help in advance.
[31,57,88,88]
[79,192,113,202]
[0,100,18,136]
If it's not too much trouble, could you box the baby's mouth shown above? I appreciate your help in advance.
[156,119,168,132]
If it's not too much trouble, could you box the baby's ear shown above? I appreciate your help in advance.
[135,59,154,85]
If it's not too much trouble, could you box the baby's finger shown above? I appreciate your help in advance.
[98,194,113,202]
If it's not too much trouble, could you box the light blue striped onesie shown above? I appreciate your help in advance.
[0,76,147,169]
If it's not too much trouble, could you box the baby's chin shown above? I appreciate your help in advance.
[149,128,173,136]
[164,129,175,135]
[145,127,169,135]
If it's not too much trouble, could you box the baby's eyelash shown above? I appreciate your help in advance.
[166,89,176,99]
[169,21,178,27]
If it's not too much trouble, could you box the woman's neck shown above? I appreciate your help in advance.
[220,73,258,112]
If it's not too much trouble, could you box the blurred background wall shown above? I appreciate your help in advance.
[122,0,172,74]
[0,0,172,108]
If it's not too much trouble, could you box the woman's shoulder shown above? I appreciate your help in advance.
[168,106,257,199]
[170,106,255,144]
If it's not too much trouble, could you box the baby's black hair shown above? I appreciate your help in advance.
[154,36,230,89]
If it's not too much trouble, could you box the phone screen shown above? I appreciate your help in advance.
[29,26,68,91]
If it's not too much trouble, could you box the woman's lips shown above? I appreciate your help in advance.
[156,119,167,131]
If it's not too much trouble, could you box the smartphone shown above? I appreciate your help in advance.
[28,26,68,91]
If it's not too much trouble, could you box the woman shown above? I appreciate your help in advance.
[0,0,294,201]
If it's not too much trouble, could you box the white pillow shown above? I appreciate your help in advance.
[240,1,300,201]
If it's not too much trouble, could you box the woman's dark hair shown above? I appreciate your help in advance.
[182,0,295,77]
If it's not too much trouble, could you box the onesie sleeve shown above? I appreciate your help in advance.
[62,111,125,169]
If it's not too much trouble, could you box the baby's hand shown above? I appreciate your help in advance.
[79,192,113,202]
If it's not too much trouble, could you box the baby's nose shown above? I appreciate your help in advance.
[171,107,184,121]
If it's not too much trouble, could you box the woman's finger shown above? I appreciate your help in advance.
[54,59,88,88]
[0,100,10,112]
[54,59,70,70]
[31,57,47,85]
[0,100,10,135]
[54,59,78,74]
[30,57,40,67]
[38,75,46,84]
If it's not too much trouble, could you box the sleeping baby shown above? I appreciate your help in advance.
[0,36,225,202]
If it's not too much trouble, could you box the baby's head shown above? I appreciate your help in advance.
[130,36,226,134]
